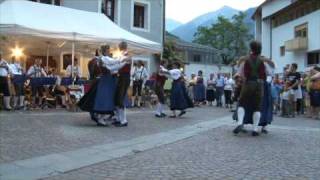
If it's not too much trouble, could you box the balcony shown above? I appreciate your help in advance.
[285,37,308,51]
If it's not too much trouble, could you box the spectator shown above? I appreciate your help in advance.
[194,70,206,106]
[285,63,301,116]
[206,73,216,106]
[66,58,81,79]
[131,60,148,107]
[224,74,234,109]
[215,73,224,107]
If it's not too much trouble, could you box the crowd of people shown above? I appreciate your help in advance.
[1,41,319,131]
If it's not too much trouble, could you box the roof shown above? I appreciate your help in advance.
[251,0,271,20]
[0,0,161,53]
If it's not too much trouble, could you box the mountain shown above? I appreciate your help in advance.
[171,6,239,42]
[166,18,183,32]
[171,6,256,42]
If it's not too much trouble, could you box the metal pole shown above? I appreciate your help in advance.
[46,42,50,71]
[71,41,75,80]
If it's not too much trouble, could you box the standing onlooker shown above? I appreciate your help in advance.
[27,58,47,108]
[286,63,301,117]
[309,66,320,119]
[194,70,206,106]
[9,56,25,110]
[131,60,148,107]
[271,75,282,114]
[0,52,13,110]
[66,58,81,80]
[188,74,196,102]
[206,73,216,106]
[215,73,224,107]
[224,74,234,108]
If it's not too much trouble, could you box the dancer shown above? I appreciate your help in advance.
[233,41,267,136]
[78,45,129,126]
[160,62,193,118]
[113,42,132,127]
[154,60,168,118]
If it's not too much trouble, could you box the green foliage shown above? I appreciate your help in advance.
[193,12,253,65]
[163,39,183,64]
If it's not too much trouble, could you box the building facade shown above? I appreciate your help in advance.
[173,40,232,79]
[0,0,164,75]
[253,0,320,73]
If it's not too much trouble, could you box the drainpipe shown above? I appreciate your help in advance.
[162,0,165,52]
[270,18,272,59]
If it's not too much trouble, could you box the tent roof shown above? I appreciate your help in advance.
[0,0,162,53]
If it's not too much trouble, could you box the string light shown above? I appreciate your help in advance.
[11,46,24,58]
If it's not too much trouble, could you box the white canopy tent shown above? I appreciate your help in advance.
[0,0,162,75]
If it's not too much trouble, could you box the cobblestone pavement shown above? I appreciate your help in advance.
[44,125,320,180]
[0,106,230,163]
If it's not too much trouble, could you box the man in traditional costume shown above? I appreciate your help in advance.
[154,60,168,118]
[233,41,267,136]
[78,45,129,126]
[131,60,148,107]
[113,42,132,127]
[9,56,25,110]
[0,52,13,110]
[160,62,193,118]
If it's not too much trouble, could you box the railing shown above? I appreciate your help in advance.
[285,37,308,51]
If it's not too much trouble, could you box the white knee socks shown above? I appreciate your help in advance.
[237,107,245,125]
[118,108,127,124]
[253,112,261,132]
[156,103,162,115]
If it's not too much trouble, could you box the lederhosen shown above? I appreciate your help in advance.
[30,65,45,97]
[132,67,144,97]
[155,73,167,104]
[239,56,266,112]
[115,64,131,108]
[0,62,10,96]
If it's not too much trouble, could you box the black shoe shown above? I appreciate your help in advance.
[252,131,260,136]
[169,115,177,118]
[114,122,128,127]
[178,110,186,117]
[261,129,268,134]
[161,113,167,117]
[233,125,243,134]
[112,121,121,125]
[155,114,163,118]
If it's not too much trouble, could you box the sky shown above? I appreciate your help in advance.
[166,0,265,23]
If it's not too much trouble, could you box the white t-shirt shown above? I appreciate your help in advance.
[224,78,234,91]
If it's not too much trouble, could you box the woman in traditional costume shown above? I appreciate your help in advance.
[161,62,193,118]
[194,70,206,106]
[206,73,216,106]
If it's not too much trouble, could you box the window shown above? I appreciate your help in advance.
[307,52,320,65]
[102,0,115,21]
[280,46,285,56]
[295,23,308,38]
[193,54,201,62]
[134,4,145,28]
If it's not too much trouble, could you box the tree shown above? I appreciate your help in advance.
[163,39,184,64]
[193,12,253,65]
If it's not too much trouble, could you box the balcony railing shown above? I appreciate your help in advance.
[285,37,308,51]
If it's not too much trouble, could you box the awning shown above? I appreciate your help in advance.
[0,0,162,53]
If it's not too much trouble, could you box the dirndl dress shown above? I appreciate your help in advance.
[194,78,206,102]
[310,90,320,107]
[170,79,194,110]
[78,73,117,114]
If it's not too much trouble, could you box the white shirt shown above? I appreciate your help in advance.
[133,66,148,81]
[100,55,126,73]
[0,59,11,77]
[66,65,81,77]
[224,78,234,91]
[27,65,46,77]
[9,63,23,75]
[168,69,182,80]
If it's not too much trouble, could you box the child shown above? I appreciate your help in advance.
[281,81,294,117]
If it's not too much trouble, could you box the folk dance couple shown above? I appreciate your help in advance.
[233,41,275,136]
[156,62,193,118]
[79,42,131,127]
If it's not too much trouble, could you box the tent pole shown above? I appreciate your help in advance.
[46,42,50,71]
[71,41,75,84]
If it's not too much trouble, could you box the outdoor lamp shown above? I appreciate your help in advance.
[11,46,24,58]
